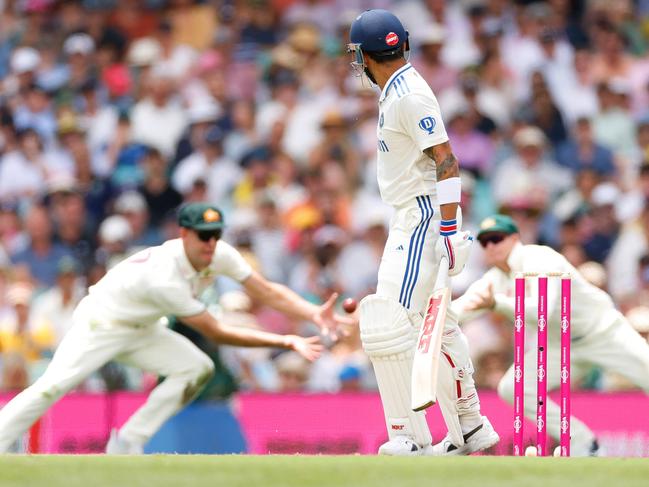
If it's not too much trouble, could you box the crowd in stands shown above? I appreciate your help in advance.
[1,0,649,399]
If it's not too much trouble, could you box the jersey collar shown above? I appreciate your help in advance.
[379,63,413,103]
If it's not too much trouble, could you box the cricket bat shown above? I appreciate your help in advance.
[411,255,450,411]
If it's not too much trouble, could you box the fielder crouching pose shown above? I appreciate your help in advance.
[453,214,649,456]
[0,203,354,454]
[347,10,499,456]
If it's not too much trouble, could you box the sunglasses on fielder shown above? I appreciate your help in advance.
[196,229,222,242]
[478,233,507,248]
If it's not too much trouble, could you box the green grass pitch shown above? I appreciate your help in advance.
[1,455,648,487]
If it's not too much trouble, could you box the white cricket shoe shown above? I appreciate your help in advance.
[431,416,500,456]
[378,435,433,456]
[105,429,144,455]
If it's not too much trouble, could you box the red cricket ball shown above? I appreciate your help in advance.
[342,298,357,314]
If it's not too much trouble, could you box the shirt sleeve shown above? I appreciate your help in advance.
[153,284,207,318]
[398,92,449,152]
[215,241,254,282]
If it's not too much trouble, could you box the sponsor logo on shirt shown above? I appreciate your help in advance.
[418,116,436,134]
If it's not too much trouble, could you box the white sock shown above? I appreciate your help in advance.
[459,412,483,435]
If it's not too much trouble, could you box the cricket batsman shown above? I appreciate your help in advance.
[347,10,499,456]
[0,203,354,454]
[453,214,649,456]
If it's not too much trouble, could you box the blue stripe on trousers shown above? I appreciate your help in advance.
[398,196,433,308]
[404,196,434,308]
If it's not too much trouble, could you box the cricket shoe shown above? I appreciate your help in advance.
[105,429,144,455]
[378,435,433,456]
[430,416,500,456]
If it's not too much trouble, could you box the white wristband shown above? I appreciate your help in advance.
[437,177,462,205]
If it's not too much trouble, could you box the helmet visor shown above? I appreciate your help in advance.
[346,42,365,75]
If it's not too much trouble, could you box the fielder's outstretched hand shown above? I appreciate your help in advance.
[464,282,495,311]
[313,292,357,341]
[285,335,324,361]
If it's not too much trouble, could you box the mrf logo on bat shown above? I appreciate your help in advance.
[417,295,444,353]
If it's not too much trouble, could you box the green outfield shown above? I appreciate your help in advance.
[1,455,648,487]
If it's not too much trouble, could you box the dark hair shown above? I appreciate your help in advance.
[365,45,405,63]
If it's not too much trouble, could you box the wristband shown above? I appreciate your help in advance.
[440,218,457,236]
[437,177,462,205]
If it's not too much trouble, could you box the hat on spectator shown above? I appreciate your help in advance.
[57,110,85,136]
[187,102,221,124]
[418,23,446,46]
[63,33,95,56]
[481,17,504,37]
[178,203,225,231]
[6,283,33,306]
[313,225,346,248]
[11,47,41,74]
[477,214,519,239]
[127,37,162,67]
[99,215,132,244]
[240,146,272,168]
[320,110,347,129]
[513,126,546,148]
[591,182,620,207]
[608,77,630,96]
[115,191,147,214]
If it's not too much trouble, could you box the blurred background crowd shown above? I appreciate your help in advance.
[1,0,649,401]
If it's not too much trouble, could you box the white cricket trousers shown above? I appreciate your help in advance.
[0,298,214,452]
[366,196,480,446]
[498,315,649,452]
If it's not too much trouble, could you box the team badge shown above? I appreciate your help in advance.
[385,32,399,46]
[480,217,496,230]
[203,209,220,222]
[418,116,436,134]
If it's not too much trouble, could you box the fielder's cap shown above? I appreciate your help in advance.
[178,203,225,231]
[477,214,519,239]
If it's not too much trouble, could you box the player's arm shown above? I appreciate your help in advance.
[242,270,355,339]
[424,141,460,223]
[180,310,322,361]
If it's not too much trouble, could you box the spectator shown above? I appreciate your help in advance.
[556,117,616,177]
[11,206,73,288]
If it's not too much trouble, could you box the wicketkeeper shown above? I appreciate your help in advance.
[453,214,649,456]
[0,203,354,454]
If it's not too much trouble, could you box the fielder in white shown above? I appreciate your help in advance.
[347,9,499,456]
[0,203,354,454]
[454,214,649,456]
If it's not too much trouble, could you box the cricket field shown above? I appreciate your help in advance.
[1,455,647,487]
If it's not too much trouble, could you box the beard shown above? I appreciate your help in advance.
[364,66,377,85]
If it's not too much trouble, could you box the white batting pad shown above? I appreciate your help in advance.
[360,294,432,447]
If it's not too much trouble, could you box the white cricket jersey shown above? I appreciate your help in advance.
[453,243,620,340]
[86,239,252,327]
[376,63,449,208]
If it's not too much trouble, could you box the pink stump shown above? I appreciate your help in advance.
[560,277,571,456]
[513,276,526,456]
[536,276,548,456]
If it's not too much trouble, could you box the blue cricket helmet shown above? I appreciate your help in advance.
[349,9,408,56]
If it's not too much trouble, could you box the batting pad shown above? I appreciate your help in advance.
[360,295,432,447]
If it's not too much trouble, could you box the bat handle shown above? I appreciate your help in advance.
[435,255,450,290]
